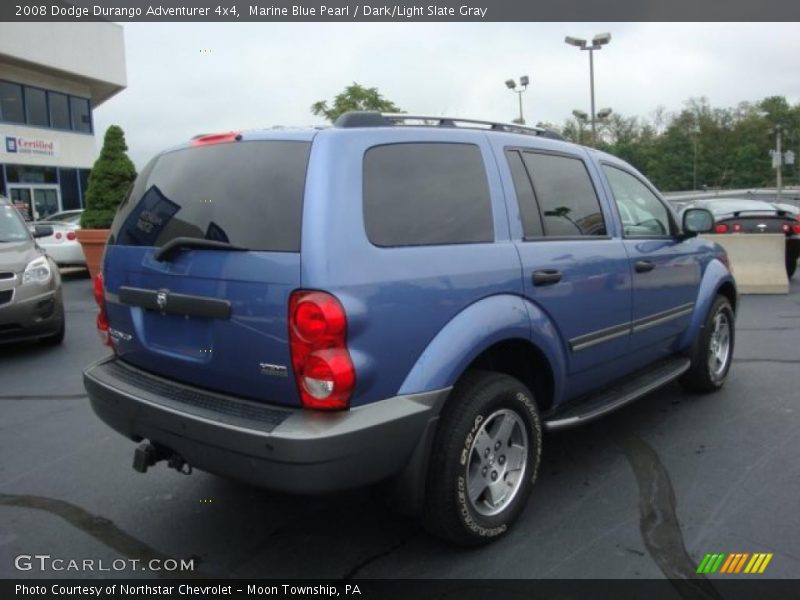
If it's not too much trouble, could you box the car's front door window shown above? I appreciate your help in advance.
[603,165,672,237]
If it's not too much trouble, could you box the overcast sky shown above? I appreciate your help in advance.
[93,22,800,168]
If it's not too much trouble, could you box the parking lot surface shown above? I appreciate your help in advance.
[1,272,799,580]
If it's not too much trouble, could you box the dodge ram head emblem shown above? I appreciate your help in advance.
[156,291,168,311]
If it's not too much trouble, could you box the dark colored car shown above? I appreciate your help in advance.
[83,112,736,546]
[683,198,800,277]
[0,197,65,345]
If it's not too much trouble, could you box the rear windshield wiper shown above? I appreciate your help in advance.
[154,237,249,262]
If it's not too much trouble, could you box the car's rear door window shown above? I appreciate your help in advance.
[110,141,311,252]
[363,142,493,247]
[520,152,606,237]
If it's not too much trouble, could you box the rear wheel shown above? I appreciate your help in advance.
[679,295,734,393]
[423,371,541,546]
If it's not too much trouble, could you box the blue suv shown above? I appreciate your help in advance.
[84,112,736,546]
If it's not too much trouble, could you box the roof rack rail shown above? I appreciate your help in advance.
[333,111,564,140]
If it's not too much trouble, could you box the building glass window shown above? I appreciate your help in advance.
[79,169,91,207]
[24,87,49,127]
[70,96,91,132]
[49,91,70,130]
[0,165,6,197]
[59,168,81,210]
[5,165,58,185]
[0,81,25,123]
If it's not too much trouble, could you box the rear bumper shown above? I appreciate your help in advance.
[84,357,448,494]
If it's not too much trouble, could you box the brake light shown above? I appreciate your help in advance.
[732,223,742,232]
[714,224,729,233]
[782,223,790,233]
[54,232,62,240]
[66,231,76,241]
[793,223,800,235]
[191,131,240,146]
[93,273,112,347]
[288,290,355,410]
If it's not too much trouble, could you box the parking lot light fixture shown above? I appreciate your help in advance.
[565,32,612,145]
[505,75,530,124]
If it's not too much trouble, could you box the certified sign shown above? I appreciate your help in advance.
[3,135,58,157]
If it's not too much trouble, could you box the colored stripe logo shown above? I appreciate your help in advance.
[697,552,773,574]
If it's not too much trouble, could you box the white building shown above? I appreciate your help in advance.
[0,22,126,220]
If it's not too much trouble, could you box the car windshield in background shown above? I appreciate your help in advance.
[705,200,778,216]
[109,140,311,252]
[0,204,31,242]
[46,211,82,224]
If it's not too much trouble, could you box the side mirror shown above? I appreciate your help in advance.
[681,208,714,237]
[33,224,54,239]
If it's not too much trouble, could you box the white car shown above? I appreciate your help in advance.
[30,210,86,267]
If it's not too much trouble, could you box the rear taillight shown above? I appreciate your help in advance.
[288,290,355,410]
[793,223,800,235]
[782,224,790,233]
[732,223,742,232]
[715,224,729,234]
[66,231,76,241]
[54,232,62,240]
[93,273,112,347]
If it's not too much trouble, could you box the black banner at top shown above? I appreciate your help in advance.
[3,0,800,22]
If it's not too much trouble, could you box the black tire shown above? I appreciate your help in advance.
[787,252,797,279]
[679,295,734,393]
[423,371,541,547]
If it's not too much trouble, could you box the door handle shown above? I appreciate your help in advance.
[635,260,656,273]
[532,270,562,286]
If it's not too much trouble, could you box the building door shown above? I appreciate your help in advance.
[8,185,61,221]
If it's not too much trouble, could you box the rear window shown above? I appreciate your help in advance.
[363,143,493,247]
[110,141,311,252]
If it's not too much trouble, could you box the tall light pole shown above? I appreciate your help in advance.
[565,33,611,145]
[505,75,529,124]
[772,125,784,201]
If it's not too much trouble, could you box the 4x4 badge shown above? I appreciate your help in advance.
[260,363,288,377]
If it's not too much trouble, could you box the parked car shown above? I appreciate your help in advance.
[83,113,736,546]
[29,209,86,267]
[0,197,65,345]
[682,198,800,278]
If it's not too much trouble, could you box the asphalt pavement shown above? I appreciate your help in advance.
[1,272,799,581]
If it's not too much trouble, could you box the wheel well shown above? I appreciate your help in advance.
[717,281,737,313]
[461,339,554,413]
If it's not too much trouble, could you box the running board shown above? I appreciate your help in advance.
[543,356,691,431]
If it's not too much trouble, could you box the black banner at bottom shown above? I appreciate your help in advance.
[5,579,800,600]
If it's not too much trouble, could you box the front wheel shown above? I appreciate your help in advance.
[679,295,735,393]
[423,371,541,546]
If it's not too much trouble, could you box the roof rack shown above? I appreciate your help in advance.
[334,111,564,140]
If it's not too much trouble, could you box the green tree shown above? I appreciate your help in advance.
[80,125,136,229]
[311,83,402,122]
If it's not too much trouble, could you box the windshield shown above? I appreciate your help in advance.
[705,200,777,215]
[46,211,82,224]
[0,204,31,243]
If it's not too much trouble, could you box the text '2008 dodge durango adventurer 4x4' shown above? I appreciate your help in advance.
[84,112,735,546]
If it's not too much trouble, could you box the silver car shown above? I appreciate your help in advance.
[0,197,65,345]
